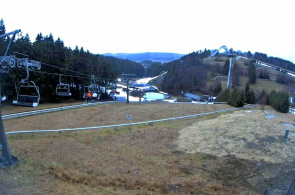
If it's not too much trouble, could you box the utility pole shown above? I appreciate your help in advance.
[226,58,233,89]
[0,83,18,167]
[126,79,130,103]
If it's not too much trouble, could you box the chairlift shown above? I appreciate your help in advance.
[13,80,40,107]
[13,62,40,107]
[83,76,100,100]
[83,84,101,99]
[56,74,71,96]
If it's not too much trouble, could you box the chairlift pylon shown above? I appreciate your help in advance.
[0,30,21,71]
[56,74,71,96]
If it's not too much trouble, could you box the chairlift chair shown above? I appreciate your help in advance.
[13,80,40,107]
[83,76,101,100]
[12,62,40,107]
[83,84,101,100]
[56,74,71,96]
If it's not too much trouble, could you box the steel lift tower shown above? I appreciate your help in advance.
[0,29,21,167]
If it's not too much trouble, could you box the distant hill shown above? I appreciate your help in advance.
[103,52,185,63]
[98,55,145,77]
[160,50,295,97]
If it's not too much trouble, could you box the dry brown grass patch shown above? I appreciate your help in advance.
[3,103,231,132]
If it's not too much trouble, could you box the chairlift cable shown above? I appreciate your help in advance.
[30,70,89,79]
[40,62,92,77]
[40,63,115,81]
[30,69,114,82]
[16,57,114,81]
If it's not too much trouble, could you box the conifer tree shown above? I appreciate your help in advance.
[248,62,256,84]
[232,62,240,86]
[223,59,230,75]
[216,88,230,102]
[269,90,290,113]
[228,88,244,107]
[244,82,255,104]
[0,18,5,35]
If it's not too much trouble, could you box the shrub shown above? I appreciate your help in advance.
[276,73,289,85]
[216,88,245,107]
[257,90,269,109]
[269,90,289,113]
[258,70,270,79]
[216,88,230,102]
[210,81,222,96]
[228,88,244,107]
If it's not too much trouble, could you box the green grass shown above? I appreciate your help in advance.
[205,56,288,94]
[220,76,286,93]
[239,77,286,92]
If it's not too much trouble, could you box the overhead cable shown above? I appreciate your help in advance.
[41,62,92,77]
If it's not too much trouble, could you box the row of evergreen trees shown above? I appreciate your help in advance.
[216,83,290,113]
[0,31,115,102]
[254,52,295,72]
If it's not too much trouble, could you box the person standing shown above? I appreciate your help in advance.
[87,90,91,103]
[92,92,98,103]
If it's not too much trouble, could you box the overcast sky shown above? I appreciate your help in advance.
[2,0,295,63]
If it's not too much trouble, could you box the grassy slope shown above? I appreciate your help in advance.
[3,103,231,132]
[1,101,86,115]
[1,103,258,195]
[205,57,288,93]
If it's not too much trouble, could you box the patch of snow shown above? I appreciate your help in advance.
[282,123,295,128]
[266,115,277,119]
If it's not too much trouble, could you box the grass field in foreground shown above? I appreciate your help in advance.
[1,103,294,194]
